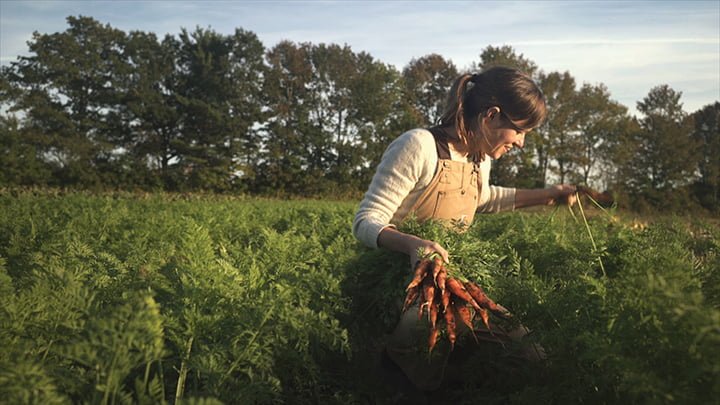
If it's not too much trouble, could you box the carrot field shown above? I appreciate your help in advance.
[0,191,718,404]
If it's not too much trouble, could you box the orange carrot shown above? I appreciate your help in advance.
[444,300,457,350]
[577,185,614,207]
[477,307,490,330]
[464,282,511,319]
[429,301,439,329]
[431,256,443,285]
[402,286,420,313]
[436,267,447,295]
[453,301,474,330]
[453,301,478,343]
[441,282,451,312]
[421,274,435,319]
[428,326,440,354]
[406,259,432,291]
[417,283,426,320]
[446,278,481,311]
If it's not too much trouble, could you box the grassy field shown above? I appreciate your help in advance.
[1,191,718,404]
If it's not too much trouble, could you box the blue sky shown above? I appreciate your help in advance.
[1,0,718,116]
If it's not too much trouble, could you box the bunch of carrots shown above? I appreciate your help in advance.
[403,254,512,354]
[576,185,614,207]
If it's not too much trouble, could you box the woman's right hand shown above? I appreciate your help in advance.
[377,227,450,267]
[407,238,449,267]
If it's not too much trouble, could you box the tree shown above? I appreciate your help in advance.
[3,16,131,187]
[305,43,357,193]
[402,54,458,126]
[173,27,265,191]
[224,28,267,190]
[472,45,539,76]
[0,114,51,186]
[120,31,182,189]
[573,83,629,188]
[691,102,720,211]
[623,85,699,209]
[259,40,315,194]
[537,71,582,185]
[349,53,413,190]
[597,114,640,201]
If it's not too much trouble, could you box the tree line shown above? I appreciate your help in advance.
[1,16,718,212]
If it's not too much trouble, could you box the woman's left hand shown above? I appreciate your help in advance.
[548,184,578,206]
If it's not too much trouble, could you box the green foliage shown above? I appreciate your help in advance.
[395,208,719,403]
[0,192,355,403]
[1,191,718,403]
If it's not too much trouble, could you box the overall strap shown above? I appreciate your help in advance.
[427,126,482,164]
[427,126,452,160]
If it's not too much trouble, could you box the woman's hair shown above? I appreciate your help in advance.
[438,66,546,151]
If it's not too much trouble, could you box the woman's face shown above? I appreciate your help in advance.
[478,108,531,160]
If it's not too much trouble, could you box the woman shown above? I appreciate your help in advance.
[352,66,577,390]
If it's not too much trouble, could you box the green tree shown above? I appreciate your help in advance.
[224,28,266,190]
[539,71,582,185]
[402,54,458,126]
[0,115,51,186]
[598,114,641,202]
[259,41,315,195]
[573,83,629,188]
[349,53,413,190]
[624,85,699,209]
[691,102,720,211]
[472,44,539,76]
[119,31,181,189]
[173,27,265,191]
[306,43,357,194]
[3,16,131,187]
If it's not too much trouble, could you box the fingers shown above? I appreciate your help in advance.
[551,184,578,206]
[409,239,449,266]
[567,184,579,206]
[566,190,578,207]
[424,241,450,263]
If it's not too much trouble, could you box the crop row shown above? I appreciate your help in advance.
[0,193,718,403]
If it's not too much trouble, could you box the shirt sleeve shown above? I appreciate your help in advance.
[352,130,434,248]
[477,159,516,213]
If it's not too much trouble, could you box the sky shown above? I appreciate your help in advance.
[1,0,719,117]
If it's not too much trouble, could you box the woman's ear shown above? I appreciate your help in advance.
[487,106,500,118]
[484,106,501,125]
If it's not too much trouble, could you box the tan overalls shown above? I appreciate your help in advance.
[407,126,481,226]
[385,126,538,391]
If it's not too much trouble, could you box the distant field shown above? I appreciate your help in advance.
[1,192,718,404]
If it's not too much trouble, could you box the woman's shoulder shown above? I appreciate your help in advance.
[380,128,438,176]
[390,128,436,153]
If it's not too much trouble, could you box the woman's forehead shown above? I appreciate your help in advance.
[505,115,534,132]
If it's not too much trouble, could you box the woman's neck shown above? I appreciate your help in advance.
[441,126,486,161]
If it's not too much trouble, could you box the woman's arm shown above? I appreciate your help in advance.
[353,130,435,249]
[514,184,577,209]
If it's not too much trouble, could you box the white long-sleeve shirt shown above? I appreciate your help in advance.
[353,128,516,248]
